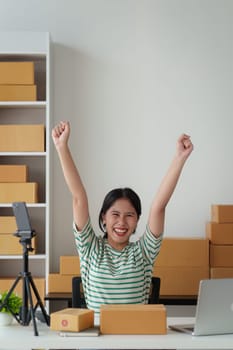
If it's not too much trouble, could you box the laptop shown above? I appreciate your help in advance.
[169,278,233,336]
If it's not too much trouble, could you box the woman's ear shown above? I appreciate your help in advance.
[102,214,106,225]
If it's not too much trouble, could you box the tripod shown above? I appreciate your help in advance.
[0,234,50,336]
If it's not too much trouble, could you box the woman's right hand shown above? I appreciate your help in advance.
[52,121,70,149]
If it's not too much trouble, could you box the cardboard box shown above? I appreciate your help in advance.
[210,267,233,279]
[0,234,36,255]
[0,216,17,234]
[0,84,36,101]
[211,205,233,223]
[0,62,34,85]
[155,238,209,267]
[60,256,80,275]
[154,266,209,296]
[0,277,45,305]
[210,244,233,267]
[0,165,28,182]
[50,308,94,332]
[206,222,233,245]
[100,304,167,334]
[0,183,38,203]
[48,273,76,293]
[0,125,44,152]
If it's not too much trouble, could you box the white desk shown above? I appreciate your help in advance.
[0,317,233,350]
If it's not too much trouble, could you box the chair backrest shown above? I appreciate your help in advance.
[148,276,161,304]
[72,276,86,308]
[72,276,161,308]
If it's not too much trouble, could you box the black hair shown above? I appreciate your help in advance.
[98,187,142,234]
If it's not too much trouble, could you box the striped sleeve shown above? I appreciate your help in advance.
[138,225,163,264]
[72,218,99,258]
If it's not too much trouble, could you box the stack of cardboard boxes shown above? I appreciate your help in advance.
[48,256,80,293]
[153,238,209,296]
[0,164,39,204]
[0,61,36,101]
[206,205,233,279]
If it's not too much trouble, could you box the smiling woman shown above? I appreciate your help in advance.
[52,121,193,313]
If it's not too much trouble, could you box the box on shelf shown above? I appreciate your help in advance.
[210,267,233,278]
[0,85,36,101]
[0,277,45,305]
[154,266,209,296]
[211,205,233,223]
[210,244,233,267]
[50,308,94,332]
[0,216,17,234]
[0,62,35,85]
[100,304,167,334]
[155,238,209,267]
[60,256,80,275]
[0,124,44,152]
[48,273,76,293]
[206,222,233,245]
[0,165,28,183]
[0,234,36,255]
[0,183,38,203]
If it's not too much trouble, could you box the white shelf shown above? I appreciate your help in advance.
[0,254,46,260]
[0,203,46,208]
[0,152,47,156]
[0,101,46,108]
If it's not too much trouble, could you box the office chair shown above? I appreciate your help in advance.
[72,276,161,308]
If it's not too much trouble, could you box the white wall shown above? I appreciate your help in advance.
[0,0,232,271]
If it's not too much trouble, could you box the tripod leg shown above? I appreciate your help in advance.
[24,276,38,336]
[28,274,50,325]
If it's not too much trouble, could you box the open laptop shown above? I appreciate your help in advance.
[169,278,233,336]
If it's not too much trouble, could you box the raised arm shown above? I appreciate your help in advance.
[148,134,193,237]
[52,121,89,230]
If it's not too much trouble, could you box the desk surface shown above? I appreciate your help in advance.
[0,317,233,350]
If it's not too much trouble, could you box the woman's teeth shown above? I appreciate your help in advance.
[114,228,127,235]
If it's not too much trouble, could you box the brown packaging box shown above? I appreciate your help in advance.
[210,267,233,278]
[0,124,44,152]
[155,238,209,267]
[0,216,17,234]
[0,277,45,305]
[48,273,76,293]
[0,183,38,203]
[60,256,80,275]
[210,244,233,267]
[0,62,35,85]
[0,85,36,101]
[50,308,94,332]
[100,304,167,334]
[0,165,28,182]
[154,266,209,296]
[0,234,36,255]
[206,222,233,245]
[211,205,233,223]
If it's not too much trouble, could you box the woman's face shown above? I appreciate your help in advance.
[102,198,139,251]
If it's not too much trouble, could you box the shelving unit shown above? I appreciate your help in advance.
[0,32,51,297]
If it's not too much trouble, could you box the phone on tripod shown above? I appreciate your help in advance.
[12,202,34,239]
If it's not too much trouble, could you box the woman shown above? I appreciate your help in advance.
[52,121,193,313]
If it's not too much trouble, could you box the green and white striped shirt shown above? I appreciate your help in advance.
[73,218,163,313]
